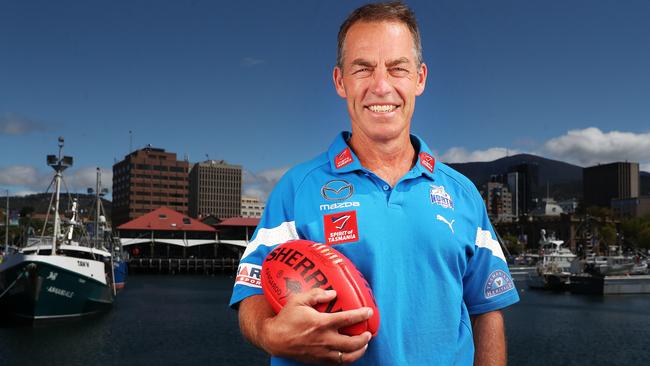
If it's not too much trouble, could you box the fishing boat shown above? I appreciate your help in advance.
[0,138,114,321]
[86,167,128,292]
[528,229,576,290]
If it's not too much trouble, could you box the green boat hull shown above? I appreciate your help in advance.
[0,258,113,320]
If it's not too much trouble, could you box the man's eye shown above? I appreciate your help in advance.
[390,67,409,74]
[352,68,371,75]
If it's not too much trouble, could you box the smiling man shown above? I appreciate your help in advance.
[231,2,519,365]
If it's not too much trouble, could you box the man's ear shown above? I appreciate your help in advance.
[415,62,427,96]
[333,66,347,98]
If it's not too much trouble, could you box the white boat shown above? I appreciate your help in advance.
[0,138,114,321]
[528,230,576,290]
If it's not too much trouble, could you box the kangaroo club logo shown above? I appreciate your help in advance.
[321,180,354,201]
[323,210,359,245]
[430,185,454,209]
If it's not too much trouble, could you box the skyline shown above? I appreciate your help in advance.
[1,0,649,199]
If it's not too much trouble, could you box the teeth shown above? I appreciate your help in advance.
[368,105,396,113]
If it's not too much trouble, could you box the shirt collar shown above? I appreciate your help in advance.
[327,132,437,179]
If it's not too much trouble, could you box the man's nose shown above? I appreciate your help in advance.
[369,69,391,96]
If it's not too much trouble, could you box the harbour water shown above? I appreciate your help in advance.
[1,274,649,365]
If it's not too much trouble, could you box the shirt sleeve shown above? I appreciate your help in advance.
[462,189,519,315]
[228,174,299,309]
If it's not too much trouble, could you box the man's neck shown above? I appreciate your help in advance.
[348,131,417,187]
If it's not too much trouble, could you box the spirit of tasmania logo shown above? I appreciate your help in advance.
[323,210,359,245]
[335,148,354,169]
[235,264,262,288]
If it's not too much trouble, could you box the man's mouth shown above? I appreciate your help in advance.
[366,104,398,113]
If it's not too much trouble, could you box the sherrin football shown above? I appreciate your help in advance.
[261,239,380,336]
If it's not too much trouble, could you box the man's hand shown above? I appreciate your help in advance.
[239,289,373,365]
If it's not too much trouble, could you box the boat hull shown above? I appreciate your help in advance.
[0,255,113,320]
[113,259,128,291]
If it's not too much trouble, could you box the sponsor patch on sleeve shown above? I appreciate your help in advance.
[484,270,515,299]
[323,210,359,245]
[235,263,262,288]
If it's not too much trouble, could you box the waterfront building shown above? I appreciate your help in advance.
[530,198,564,217]
[611,196,650,218]
[508,163,539,216]
[188,160,242,219]
[583,162,639,208]
[112,146,189,227]
[241,196,265,218]
[482,181,513,222]
[558,198,579,214]
[117,207,217,258]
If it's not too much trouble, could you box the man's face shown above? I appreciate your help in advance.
[333,21,427,143]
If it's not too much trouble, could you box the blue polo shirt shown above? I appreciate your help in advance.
[230,132,519,365]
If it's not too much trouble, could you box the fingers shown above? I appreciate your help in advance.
[287,287,337,307]
[329,307,373,329]
[330,331,372,353]
[340,343,369,365]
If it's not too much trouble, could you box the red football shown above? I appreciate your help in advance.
[261,239,380,336]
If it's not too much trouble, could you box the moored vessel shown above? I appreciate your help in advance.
[0,138,114,321]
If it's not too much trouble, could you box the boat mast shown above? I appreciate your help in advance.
[4,189,8,254]
[47,137,73,255]
[95,167,101,248]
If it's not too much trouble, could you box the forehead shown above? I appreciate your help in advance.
[343,21,416,64]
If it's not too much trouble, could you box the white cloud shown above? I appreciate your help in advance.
[0,113,46,135]
[0,166,41,186]
[64,167,113,193]
[0,165,112,194]
[440,147,520,163]
[242,166,289,201]
[241,57,265,66]
[543,127,650,168]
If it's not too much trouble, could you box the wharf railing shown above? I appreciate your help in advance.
[128,257,239,274]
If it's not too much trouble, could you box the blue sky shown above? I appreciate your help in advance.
[1,0,649,199]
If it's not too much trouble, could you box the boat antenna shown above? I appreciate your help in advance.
[46,136,73,255]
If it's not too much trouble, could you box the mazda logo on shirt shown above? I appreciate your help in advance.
[321,180,354,201]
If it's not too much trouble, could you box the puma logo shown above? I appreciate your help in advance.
[436,214,455,234]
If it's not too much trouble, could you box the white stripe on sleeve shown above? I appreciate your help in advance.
[241,221,299,260]
[474,227,506,263]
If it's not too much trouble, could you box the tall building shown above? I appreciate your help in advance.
[112,146,189,226]
[508,163,539,216]
[583,162,639,208]
[482,182,513,222]
[188,160,242,219]
[241,196,265,218]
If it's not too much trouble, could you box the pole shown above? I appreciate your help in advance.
[4,189,8,253]
[95,168,100,248]
[52,139,64,255]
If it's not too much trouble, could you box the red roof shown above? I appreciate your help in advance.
[216,217,260,227]
[117,207,216,232]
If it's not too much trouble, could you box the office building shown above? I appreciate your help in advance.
[508,163,539,216]
[583,162,639,208]
[482,182,513,222]
[189,160,242,219]
[112,146,189,226]
[241,196,265,218]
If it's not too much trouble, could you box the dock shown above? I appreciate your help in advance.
[603,274,650,294]
[128,257,239,274]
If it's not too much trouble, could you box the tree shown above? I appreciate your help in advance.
[599,225,617,247]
